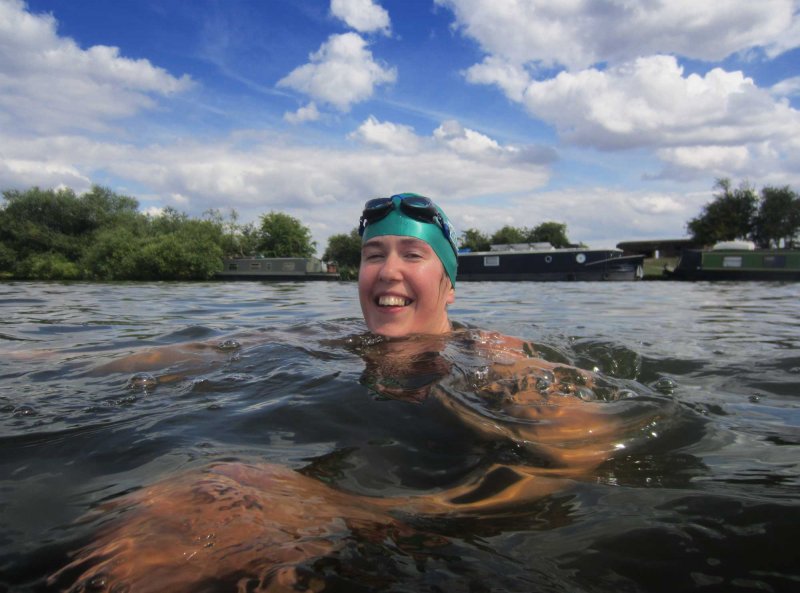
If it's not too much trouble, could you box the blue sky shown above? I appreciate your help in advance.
[2,0,799,253]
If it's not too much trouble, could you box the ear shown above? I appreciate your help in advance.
[446,284,455,305]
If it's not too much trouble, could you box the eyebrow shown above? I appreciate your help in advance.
[363,237,428,248]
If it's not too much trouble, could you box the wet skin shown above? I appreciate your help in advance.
[359,235,455,337]
[50,330,662,592]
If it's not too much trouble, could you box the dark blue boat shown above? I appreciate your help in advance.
[457,244,645,281]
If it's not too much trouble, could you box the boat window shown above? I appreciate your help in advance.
[483,256,500,267]
[722,256,742,268]
[228,263,238,271]
[250,262,261,269]
[763,255,786,268]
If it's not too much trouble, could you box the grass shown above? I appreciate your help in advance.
[642,257,678,280]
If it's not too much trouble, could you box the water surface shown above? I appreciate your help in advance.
[1,280,798,592]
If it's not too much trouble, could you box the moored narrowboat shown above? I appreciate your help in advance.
[216,257,340,281]
[457,243,645,282]
[665,242,800,281]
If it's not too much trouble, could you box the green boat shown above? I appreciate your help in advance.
[665,242,800,281]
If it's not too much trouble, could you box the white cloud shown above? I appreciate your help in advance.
[277,32,396,111]
[0,116,553,245]
[0,157,91,192]
[433,120,501,156]
[770,76,800,97]
[143,206,165,217]
[653,139,800,185]
[629,194,685,216]
[522,56,800,150]
[656,145,752,176]
[451,185,702,246]
[0,0,193,133]
[348,116,421,153]
[284,102,321,124]
[464,56,530,102]
[169,192,190,205]
[438,3,800,182]
[349,116,557,165]
[331,0,390,35]
[436,0,799,70]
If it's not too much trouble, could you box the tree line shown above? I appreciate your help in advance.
[0,186,315,280]
[3,180,797,281]
[687,179,800,248]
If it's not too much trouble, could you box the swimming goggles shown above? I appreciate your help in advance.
[358,195,458,255]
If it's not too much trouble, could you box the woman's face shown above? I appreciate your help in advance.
[358,235,455,337]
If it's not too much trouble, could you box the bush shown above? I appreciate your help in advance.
[16,252,83,280]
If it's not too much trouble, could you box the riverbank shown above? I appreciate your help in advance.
[642,256,678,280]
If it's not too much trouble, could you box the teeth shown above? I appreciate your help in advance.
[378,295,409,307]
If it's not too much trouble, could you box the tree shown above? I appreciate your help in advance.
[257,211,316,258]
[138,220,224,280]
[149,206,189,235]
[490,225,528,245]
[460,228,490,252]
[527,222,571,248]
[81,227,143,280]
[80,185,140,228]
[752,185,800,248]
[687,179,758,246]
[16,252,83,280]
[323,229,361,268]
[210,209,260,257]
[0,187,85,261]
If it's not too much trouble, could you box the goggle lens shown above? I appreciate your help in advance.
[358,195,457,256]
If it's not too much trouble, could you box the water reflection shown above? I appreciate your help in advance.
[2,282,799,593]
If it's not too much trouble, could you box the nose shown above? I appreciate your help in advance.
[378,251,403,282]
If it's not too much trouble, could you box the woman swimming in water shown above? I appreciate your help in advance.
[51,194,661,592]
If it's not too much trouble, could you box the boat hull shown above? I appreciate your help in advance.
[215,273,340,281]
[666,249,800,281]
[457,250,645,282]
[215,257,340,281]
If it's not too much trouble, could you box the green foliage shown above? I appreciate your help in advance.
[460,228,491,252]
[16,252,82,281]
[528,222,571,248]
[687,179,800,248]
[0,242,15,275]
[81,227,143,280]
[0,185,225,280]
[257,211,316,258]
[484,222,574,248]
[752,186,800,248]
[138,221,224,280]
[687,179,759,245]
[323,229,361,268]
[490,225,528,245]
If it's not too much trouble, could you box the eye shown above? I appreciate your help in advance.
[362,250,384,262]
[404,251,424,260]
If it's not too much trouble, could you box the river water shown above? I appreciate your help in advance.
[1,280,798,592]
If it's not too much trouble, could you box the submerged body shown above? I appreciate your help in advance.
[51,327,666,592]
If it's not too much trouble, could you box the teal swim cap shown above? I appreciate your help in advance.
[360,193,458,287]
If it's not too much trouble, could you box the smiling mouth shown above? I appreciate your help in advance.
[377,295,412,307]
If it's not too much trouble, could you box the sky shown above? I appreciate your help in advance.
[2,0,800,253]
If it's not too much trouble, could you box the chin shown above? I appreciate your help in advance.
[368,323,409,338]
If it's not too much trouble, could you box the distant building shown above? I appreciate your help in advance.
[616,239,703,259]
